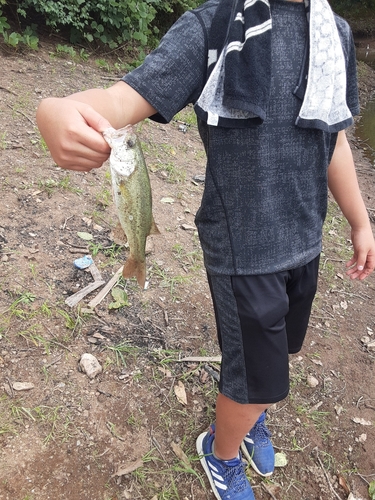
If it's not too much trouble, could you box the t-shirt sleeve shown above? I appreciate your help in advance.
[123,11,207,123]
[335,15,360,117]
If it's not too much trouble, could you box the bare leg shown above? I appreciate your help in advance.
[214,393,270,460]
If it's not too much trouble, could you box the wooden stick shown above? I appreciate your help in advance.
[178,356,222,363]
[87,266,123,309]
[65,281,105,307]
[88,263,103,282]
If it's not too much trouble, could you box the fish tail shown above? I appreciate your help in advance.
[122,256,146,289]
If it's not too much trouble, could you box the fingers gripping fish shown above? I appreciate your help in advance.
[103,125,159,289]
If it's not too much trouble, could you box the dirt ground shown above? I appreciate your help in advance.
[0,39,375,500]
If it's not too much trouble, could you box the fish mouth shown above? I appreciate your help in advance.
[103,125,136,150]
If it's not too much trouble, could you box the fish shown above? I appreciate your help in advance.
[103,125,159,289]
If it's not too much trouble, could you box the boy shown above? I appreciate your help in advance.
[36,0,375,498]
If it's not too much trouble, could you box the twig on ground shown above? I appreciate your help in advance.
[88,266,123,309]
[65,280,105,307]
[312,447,342,500]
[261,483,278,500]
[203,364,220,382]
[49,339,73,352]
[5,377,14,398]
[45,355,63,368]
[6,103,35,125]
[0,86,18,95]
[356,472,370,485]
[178,356,222,363]
[62,216,74,230]
[151,434,167,462]
[273,442,311,452]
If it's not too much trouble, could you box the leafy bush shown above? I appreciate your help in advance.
[330,0,375,14]
[2,0,203,51]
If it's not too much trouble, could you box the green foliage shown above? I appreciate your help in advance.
[1,0,203,52]
[0,6,38,49]
[369,481,375,500]
[329,0,375,14]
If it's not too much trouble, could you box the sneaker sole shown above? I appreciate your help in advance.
[196,432,223,500]
[240,442,274,478]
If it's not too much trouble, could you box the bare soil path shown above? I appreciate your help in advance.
[0,42,375,500]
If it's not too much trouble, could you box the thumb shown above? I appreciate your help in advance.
[78,104,113,134]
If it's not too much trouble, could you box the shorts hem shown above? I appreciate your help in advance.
[220,388,289,405]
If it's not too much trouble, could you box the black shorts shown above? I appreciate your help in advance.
[207,255,320,404]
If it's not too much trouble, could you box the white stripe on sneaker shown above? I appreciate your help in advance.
[214,479,228,491]
[244,436,254,444]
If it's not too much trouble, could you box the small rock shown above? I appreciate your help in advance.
[181,224,195,231]
[79,353,102,379]
[334,404,343,416]
[358,433,367,443]
[193,174,205,183]
[352,417,372,426]
[348,494,365,500]
[12,382,34,391]
[307,375,319,388]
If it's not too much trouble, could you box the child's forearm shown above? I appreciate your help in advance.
[328,130,370,230]
[328,130,375,280]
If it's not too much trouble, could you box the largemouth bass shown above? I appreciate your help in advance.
[103,125,159,289]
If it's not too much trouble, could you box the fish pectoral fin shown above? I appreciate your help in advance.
[111,223,128,245]
[149,216,160,236]
[122,256,146,289]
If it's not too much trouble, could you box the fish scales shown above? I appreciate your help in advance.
[103,125,159,288]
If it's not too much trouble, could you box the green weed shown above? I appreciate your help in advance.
[105,342,139,367]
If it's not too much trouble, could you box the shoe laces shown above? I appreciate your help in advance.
[251,420,271,445]
[222,460,249,493]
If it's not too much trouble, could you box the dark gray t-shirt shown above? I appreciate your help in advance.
[124,0,359,275]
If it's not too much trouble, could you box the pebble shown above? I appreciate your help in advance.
[13,382,34,391]
[79,353,102,379]
[307,375,319,388]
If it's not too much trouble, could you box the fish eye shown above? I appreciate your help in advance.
[126,138,136,148]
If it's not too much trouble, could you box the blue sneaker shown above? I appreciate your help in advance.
[240,412,275,477]
[196,425,255,500]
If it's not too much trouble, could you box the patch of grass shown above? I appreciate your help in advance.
[174,105,198,127]
[57,308,86,337]
[150,262,190,299]
[18,326,51,354]
[1,131,7,149]
[38,175,83,197]
[95,186,112,207]
[0,395,17,436]
[172,243,203,272]
[104,341,139,367]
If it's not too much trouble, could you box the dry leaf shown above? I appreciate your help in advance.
[338,474,350,495]
[174,381,187,405]
[161,197,175,204]
[112,458,143,477]
[171,442,190,466]
[274,452,288,467]
[158,366,172,378]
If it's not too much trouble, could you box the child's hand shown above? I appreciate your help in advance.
[346,226,375,280]
[36,98,111,171]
